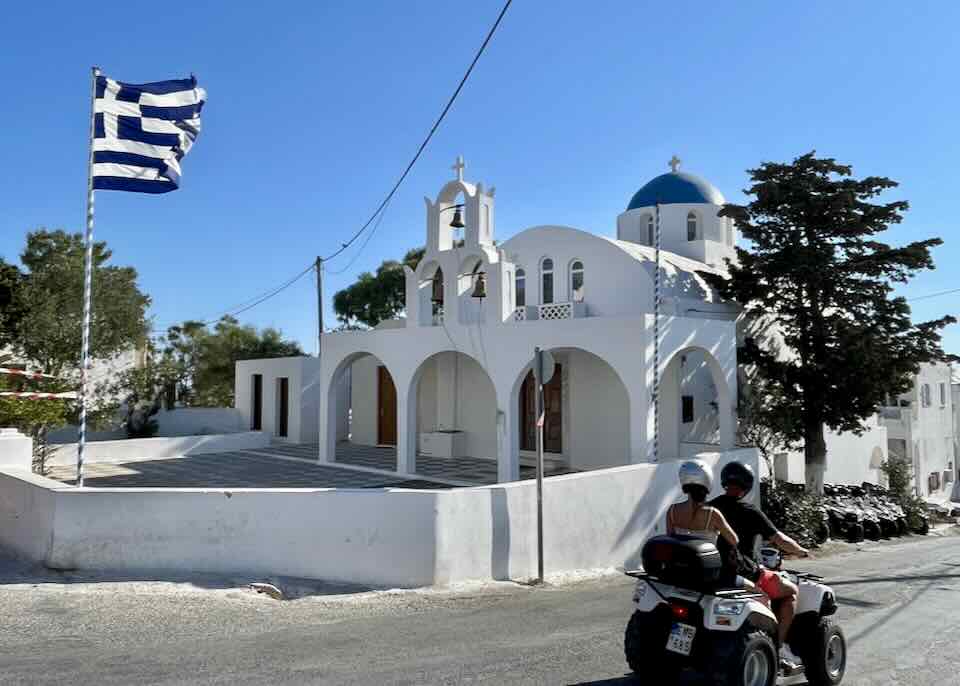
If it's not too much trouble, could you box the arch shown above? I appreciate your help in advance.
[406,349,499,475]
[659,346,733,459]
[686,211,699,241]
[540,257,555,304]
[508,346,632,472]
[415,259,445,326]
[324,351,400,470]
[457,253,487,324]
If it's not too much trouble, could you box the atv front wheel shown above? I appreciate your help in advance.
[624,610,683,682]
[801,617,846,686]
[710,630,777,686]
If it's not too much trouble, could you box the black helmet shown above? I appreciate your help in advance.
[721,461,755,496]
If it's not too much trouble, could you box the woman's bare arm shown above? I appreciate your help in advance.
[713,509,739,548]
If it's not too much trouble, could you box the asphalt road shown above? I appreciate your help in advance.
[1,533,958,686]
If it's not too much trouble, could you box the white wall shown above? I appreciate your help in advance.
[236,357,320,444]
[46,432,270,466]
[0,449,759,587]
[0,429,33,471]
[567,350,630,468]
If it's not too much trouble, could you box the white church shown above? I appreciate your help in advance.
[241,156,747,482]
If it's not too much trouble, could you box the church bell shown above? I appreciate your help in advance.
[449,206,466,229]
[471,272,487,299]
[431,270,444,303]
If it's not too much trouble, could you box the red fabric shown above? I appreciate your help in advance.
[757,569,785,597]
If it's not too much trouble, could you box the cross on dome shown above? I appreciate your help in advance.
[452,155,466,181]
[669,155,682,173]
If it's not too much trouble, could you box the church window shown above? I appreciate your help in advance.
[940,383,947,406]
[515,269,526,307]
[646,214,655,246]
[682,396,694,424]
[687,212,698,241]
[921,384,931,408]
[570,260,584,302]
[541,258,554,304]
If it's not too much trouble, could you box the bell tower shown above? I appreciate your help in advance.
[424,156,495,254]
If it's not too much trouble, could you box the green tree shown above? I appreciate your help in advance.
[164,316,304,407]
[333,248,424,328]
[10,229,151,376]
[715,153,956,494]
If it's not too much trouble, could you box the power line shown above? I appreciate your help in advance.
[906,287,960,303]
[150,0,512,332]
[320,0,513,266]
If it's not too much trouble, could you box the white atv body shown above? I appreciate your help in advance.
[624,535,846,686]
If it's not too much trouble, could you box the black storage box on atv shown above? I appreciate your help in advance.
[641,535,723,590]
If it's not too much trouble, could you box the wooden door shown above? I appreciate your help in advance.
[519,364,562,454]
[377,366,397,446]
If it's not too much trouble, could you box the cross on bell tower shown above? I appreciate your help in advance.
[452,155,466,181]
[669,155,682,173]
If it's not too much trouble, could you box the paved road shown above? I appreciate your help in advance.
[1,533,958,686]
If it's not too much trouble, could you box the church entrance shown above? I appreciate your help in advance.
[377,366,397,446]
[519,364,562,453]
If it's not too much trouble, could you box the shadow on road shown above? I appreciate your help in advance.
[829,572,960,586]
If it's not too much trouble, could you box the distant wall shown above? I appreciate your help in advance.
[46,432,270,466]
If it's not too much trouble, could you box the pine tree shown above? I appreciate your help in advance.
[715,152,956,494]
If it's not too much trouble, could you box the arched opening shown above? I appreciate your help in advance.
[660,347,732,459]
[326,352,399,471]
[644,213,655,246]
[541,258,554,304]
[411,350,499,481]
[418,261,444,326]
[457,254,486,324]
[687,212,699,241]
[570,260,584,303]
[511,347,630,473]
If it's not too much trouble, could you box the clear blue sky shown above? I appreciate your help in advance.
[1,0,957,356]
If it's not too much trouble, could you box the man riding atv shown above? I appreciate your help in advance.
[710,461,810,669]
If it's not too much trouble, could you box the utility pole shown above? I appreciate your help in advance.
[316,256,324,357]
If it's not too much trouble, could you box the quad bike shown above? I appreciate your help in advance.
[624,535,846,686]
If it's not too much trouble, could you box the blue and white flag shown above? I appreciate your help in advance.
[92,74,206,194]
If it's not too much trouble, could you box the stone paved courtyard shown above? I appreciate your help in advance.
[46,442,573,489]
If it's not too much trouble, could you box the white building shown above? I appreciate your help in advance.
[881,362,956,498]
[305,156,743,482]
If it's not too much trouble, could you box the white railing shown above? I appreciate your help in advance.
[513,307,527,321]
[512,302,586,322]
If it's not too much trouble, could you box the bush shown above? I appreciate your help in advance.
[760,479,825,549]
[880,457,932,531]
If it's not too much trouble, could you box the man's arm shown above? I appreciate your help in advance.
[771,531,809,557]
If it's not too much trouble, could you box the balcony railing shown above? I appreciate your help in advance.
[880,407,903,420]
[513,302,586,322]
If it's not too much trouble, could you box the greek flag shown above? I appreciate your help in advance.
[92,74,206,194]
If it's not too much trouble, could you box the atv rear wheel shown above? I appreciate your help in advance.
[710,630,777,686]
[624,610,684,682]
[800,617,846,686]
[846,523,864,543]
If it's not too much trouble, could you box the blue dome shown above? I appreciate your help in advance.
[626,171,725,210]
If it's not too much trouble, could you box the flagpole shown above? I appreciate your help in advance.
[77,65,100,487]
[653,200,661,463]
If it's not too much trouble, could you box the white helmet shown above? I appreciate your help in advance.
[678,459,713,491]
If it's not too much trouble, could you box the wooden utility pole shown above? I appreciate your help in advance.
[316,257,324,356]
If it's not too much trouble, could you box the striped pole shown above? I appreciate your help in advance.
[77,66,100,488]
[653,201,661,463]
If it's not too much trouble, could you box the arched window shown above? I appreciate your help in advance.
[570,260,584,302]
[541,258,554,304]
[647,214,655,246]
[515,268,526,307]
[687,212,698,241]
[431,267,444,314]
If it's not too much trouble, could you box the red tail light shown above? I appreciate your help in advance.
[670,603,689,621]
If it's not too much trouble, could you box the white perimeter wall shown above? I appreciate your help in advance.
[0,449,759,587]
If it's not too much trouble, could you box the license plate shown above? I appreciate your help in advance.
[666,622,696,656]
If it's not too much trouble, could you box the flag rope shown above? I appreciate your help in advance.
[0,368,64,381]
[0,391,78,400]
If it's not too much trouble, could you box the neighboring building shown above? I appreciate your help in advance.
[881,362,957,498]
[951,371,960,477]
[235,356,322,444]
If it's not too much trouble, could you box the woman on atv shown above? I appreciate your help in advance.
[667,460,740,549]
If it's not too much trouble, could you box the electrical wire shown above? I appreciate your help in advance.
[320,0,513,266]
[906,287,960,303]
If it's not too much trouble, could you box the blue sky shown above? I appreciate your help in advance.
[1,0,957,356]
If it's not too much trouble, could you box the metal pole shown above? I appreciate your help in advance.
[315,256,323,355]
[653,201,661,463]
[535,347,545,584]
[77,66,100,488]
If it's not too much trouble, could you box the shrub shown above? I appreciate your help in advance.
[760,479,825,549]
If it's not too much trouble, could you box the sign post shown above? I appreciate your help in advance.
[532,347,554,585]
